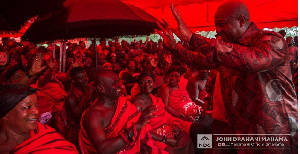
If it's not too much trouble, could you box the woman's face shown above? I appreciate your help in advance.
[9,70,26,84]
[3,94,39,134]
[168,71,181,87]
[139,75,154,94]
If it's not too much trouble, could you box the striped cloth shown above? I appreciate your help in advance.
[11,122,78,154]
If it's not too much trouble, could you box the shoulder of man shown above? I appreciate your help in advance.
[260,30,287,50]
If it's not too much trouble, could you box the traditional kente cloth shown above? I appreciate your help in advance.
[10,122,78,154]
[168,86,201,118]
[79,96,160,154]
[171,22,298,153]
[149,94,194,154]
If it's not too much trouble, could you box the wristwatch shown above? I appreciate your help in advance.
[26,72,33,78]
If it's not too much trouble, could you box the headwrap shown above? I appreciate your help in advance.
[0,84,36,118]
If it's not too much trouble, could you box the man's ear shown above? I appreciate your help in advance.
[238,15,246,27]
[97,84,105,93]
[2,114,8,121]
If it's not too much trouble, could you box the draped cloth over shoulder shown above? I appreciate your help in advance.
[11,122,78,154]
[79,96,158,154]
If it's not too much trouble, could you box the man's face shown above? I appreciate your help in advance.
[214,13,241,43]
[271,80,281,94]
[73,71,89,88]
[103,73,122,99]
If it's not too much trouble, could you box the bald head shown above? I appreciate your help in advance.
[215,0,250,21]
[95,70,117,86]
[95,70,122,99]
[214,0,251,43]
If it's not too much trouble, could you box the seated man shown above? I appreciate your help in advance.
[79,71,159,154]
[65,66,94,147]
[0,84,78,154]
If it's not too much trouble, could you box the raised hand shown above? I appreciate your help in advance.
[47,60,55,69]
[155,21,176,49]
[30,53,47,75]
[136,105,157,127]
[170,3,193,42]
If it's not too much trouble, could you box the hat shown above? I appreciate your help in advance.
[0,84,36,118]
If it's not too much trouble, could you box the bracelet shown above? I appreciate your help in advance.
[26,72,33,78]
[124,128,133,142]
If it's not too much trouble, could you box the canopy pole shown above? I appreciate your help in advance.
[94,35,97,73]
[59,42,63,72]
[52,42,55,60]
[62,40,67,72]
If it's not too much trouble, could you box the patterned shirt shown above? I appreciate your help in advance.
[171,23,297,153]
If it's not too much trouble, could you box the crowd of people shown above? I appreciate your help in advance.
[0,0,298,153]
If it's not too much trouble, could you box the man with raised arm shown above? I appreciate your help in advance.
[156,0,297,153]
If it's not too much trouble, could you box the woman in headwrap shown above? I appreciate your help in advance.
[0,84,78,154]
[157,66,202,122]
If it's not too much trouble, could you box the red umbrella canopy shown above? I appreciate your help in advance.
[22,0,159,43]
[66,0,158,23]
[122,0,298,31]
